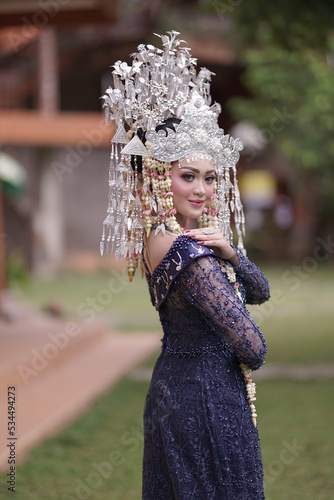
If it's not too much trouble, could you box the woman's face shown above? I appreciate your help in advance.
[170,157,216,229]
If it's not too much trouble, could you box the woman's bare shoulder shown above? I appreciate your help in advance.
[144,230,180,274]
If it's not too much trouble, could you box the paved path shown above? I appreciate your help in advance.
[0,294,160,473]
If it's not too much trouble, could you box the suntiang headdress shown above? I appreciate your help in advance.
[101,31,245,280]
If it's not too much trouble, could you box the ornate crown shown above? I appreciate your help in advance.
[100,31,245,278]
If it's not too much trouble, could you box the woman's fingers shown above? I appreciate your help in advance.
[184,228,237,263]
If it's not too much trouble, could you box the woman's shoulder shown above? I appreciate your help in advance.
[149,229,178,255]
[144,229,216,276]
[144,230,180,275]
[145,232,217,309]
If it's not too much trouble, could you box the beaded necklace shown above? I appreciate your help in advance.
[218,259,258,428]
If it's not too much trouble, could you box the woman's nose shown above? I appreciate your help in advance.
[193,181,205,195]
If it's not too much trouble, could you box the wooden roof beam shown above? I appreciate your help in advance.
[0,1,117,27]
[0,110,114,147]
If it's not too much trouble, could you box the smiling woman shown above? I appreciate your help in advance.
[100,31,271,499]
[170,159,216,229]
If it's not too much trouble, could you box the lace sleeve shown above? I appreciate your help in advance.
[176,256,267,370]
[233,249,270,305]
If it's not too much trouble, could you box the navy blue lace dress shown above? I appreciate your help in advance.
[142,235,270,499]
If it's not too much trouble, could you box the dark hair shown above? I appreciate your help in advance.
[130,117,181,173]
[155,117,181,135]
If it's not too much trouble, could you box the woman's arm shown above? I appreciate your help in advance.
[232,249,270,305]
[176,255,267,370]
[184,229,270,305]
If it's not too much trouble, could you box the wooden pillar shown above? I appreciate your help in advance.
[35,28,64,275]
[38,28,59,114]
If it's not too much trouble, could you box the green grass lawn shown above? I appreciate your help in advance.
[5,262,334,499]
[249,263,334,365]
[5,378,334,500]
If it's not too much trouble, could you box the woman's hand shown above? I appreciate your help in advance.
[184,227,239,266]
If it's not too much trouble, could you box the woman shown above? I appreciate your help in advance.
[141,154,269,499]
[101,32,270,499]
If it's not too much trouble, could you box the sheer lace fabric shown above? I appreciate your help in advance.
[142,235,270,499]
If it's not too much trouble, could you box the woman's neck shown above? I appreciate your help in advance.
[176,215,198,230]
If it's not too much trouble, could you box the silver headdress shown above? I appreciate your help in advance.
[101,31,245,280]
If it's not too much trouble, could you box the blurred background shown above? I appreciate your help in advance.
[0,1,333,499]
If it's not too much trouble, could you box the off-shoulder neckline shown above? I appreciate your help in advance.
[149,234,188,279]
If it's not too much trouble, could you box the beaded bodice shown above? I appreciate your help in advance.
[144,235,269,370]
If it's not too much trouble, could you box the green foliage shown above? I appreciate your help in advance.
[231,0,334,51]
[229,44,334,174]
[220,2,334,214]
[201,0,334,51]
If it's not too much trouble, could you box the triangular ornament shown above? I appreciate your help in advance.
[111,122,129,144]
[121,134,150,157]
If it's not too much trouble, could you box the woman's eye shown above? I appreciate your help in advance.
[205,176,215,184]
[182,174,194,182]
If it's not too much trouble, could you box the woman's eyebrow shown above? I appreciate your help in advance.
[180,166,199,173]
[180,167,216,175]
